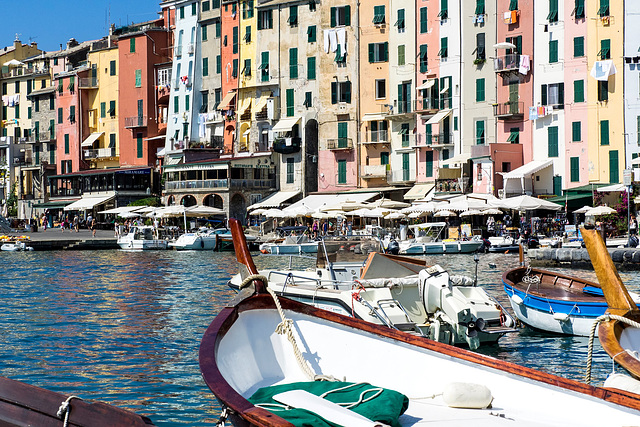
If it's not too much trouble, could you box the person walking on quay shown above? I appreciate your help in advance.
[73,215,79,232]
[41,213,47,231]
[90,217,97,237]
[631,215,638,236]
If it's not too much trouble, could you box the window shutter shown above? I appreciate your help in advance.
[476,78,485,102]
[549,40,558,63]
[572,121,581,141]
[420,45,428,72]
[307,57,316,80]
[609,150,619,184]
[541,84,548,106]
[289,48,298,79]
[571,157,580,182]
[601,120,609,145]
[345,81,352,103]
[330,7,336,27]
[558,83,564,108]
[384,42,389,61]
[398,45,405,65]
[420,7,428,33]
[548,126,558,157]
[574,80,584,102]
[509,0,518,11]
[331,82,337,104]
[344,5,351,25]
[369,43,375,63]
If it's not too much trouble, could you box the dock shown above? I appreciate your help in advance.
[528,247,640,271]
[3,228,119,251]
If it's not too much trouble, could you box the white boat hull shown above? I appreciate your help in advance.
[169,234,218,250]
[260,242,318,254]
[118,239,168,250]
[400,240,483,254]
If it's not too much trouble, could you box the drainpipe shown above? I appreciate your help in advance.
[356,0,361,189]
[458,0,463,194]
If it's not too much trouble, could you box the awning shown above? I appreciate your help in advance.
[145,135,166,142]
[237,97,252,115]
[247,190,301,210]
[416,79,436,91]
[546,193,593,206]
[426,108,452,125]
[254,92,271,111]
[597,183,630,192]
[81,132,104,148]
[286,192,378,212]
[403,183,435,200]
[441,152,471,167]
[272,116,301,133]
[217,92,236,110]
[63,194,115,211]
[156,147,166,157]
[440,79,449,94]
[362,113,386,122]
[500,160,553,179]
[33,200,74,209]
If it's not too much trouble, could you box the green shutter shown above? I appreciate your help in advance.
[110,60,116,76]
[541,84,548,105]
[574,80,584,102]
[174,96,179,113]
[637,116,640,145]
[419,45,428,72]
[548,126,558,157]
[216,55,221,74]
[575,0,585,18]
[439,37,447,57]
[570,157,580,182]
[130,37,135,53]
[439,0,448,18]
[58,107,63,124]
[384,42,389,61]
[290,48,298,79]
[368,43,375,63]
[330,7,336,27]
[64,134,69,154]
[286,89,294,117]
[110,100,116,117]
[289,5,298,25]
[547,0,558,21]
[261,51,269,82]
[27,106,31,119]
[476,121,485,144]
[331,82,337,104]
[192,2,197,15]
[598,0,610,17]
[101,102,106,118]
[307,57,316,80]
[426,151,433,177]
[245,26,251,43]
[476,78,485,102]
[185,94,190,111]
[601,120,609,145]
[338,122,348,148]
[216,21,221,37]
[381,151,389,165]
[135,69,142,87]
[475,0,485,15]
[396,9,405,29]
[609,150,619,183]
[232,59,238,77]
[600,39,610,60]
[509,0,518,11]
[549,40,558,63]
[308,25,316,43]
[233,26,238,54]
[572,121,581,142]
[344,5,351,25]
[202,25,208,41]
[203,58,209,76]
[137,134,143,158]
[398,45,405,66]
[420,7,428,33]
[573,36,584,57]
[337,159,347,184]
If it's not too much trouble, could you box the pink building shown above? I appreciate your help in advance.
[54,71,82,174]
[563,0,588,187]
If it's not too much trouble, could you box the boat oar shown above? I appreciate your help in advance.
[581,227,638,315]
[230,218,266,294]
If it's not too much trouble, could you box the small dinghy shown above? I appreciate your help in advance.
[199,219,640,427]
[1,240,34,251]
[0,375,153,426]
[503,259,640,336]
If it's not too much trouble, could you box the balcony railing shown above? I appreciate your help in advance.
[230,178,276,189]
[125,116,147,128]
[362,164,387,179]
[84,148,117,159]
[36,131,55,142]
[174,45,182,57]
[387,168,416,183]
[493,54,520,73]
[327,138,354,150]
[273,137,301,154]
[363,130,389,143]
[0,67,49,78]
[165,179,229,190]
[392,100,412,115]
[78,77,99,88]
[416,132,454,147]
[493,101,524,119]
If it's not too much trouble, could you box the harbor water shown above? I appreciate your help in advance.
[0,249,636,426]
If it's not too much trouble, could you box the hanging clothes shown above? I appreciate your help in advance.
[336,28,346,58]
[519,54,530,75]
[329,29,338,52]
[324,29,331,53]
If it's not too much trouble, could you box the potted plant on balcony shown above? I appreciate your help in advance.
[473,58,486,66]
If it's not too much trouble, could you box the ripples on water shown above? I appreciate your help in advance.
[0,250,637,425]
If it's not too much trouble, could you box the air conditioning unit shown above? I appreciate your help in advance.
[187,43,195,54]
[498,189,505,198]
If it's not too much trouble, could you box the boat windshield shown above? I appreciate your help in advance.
[317,235,384,268]
[408,222,446,239]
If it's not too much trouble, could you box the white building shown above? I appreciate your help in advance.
[625,1,640,176]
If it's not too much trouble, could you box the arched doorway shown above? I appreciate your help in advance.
[167,195,176,206]
[203,193,224,209]
[180,195,197,207]
[229,193,246,224]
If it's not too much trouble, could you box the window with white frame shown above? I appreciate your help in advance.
[158,68,172,86]
[375,79,386,99]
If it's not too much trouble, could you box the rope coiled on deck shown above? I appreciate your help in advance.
[585,314,640,383]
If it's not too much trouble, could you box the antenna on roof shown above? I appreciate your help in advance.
[14,33,21,42]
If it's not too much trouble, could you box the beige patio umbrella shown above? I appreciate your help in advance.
[481,208,503,215]
[250,208,267,215]
[385,211,406,220]
[573,205,593,214]
[433,210,457,217]
[585,206,616,216]
[367,199,411,209]
[186,205,226,216]
[323,200,370,212]
[459,209,485,217]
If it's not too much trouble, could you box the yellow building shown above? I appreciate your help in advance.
[237,0,258,152]
[83,42,120,169]
[587,0,624,184]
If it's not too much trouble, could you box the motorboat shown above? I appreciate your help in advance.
[1,240,34,251]
[503,265,640,337]
[579,227,640,383]
[259,226,318,254]
[230,233,517,349]
[169,227,229,250]
[199,219,640,427]
[0,375,153,426]
[399,222,483,254]
[117,225,168,250]
[487,236,520,253]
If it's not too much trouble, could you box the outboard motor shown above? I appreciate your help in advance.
[628,235,639,248]
[386,239,400,255]
[527,237,539,249]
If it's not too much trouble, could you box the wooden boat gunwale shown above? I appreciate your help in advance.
[199,219,640,426]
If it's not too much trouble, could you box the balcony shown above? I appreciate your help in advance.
[415,98,439,114]
[416,132,454,149]
[362,164,387,179]
[84,148,117,159]
[493,54,520,73]
[174,45,182,57]
[125,116,147,128]
[78,77,99,89]
[493,102,524,119]
[165,179,229,191]
[36,131,55,142]
[391,100,412,116]
[362,130,389,144]
[387,168,416,184]
[187,43,195,55]
[327,138,354,150]
[272,137,301,154]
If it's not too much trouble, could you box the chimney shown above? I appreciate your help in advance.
[66,38,78,50]
[30,42,37,49]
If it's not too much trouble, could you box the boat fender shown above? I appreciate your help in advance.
[442,382,493,409]
[604,373,640,395]
[511,294,524,305]
[449,275,474,287]
[552,312,570,322]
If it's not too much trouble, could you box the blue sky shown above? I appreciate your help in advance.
[1,0,162,52]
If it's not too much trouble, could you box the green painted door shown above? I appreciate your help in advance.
[402,153,410,181]
[609,150,619,184]
[426,151,433,177]
[509,82,518,114]
[553,176,562,196]
[337,159,347,184]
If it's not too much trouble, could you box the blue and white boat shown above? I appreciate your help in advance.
[503,266,640,336]
[399,222,483,255]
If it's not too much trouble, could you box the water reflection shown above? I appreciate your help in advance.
[0,250,634,425]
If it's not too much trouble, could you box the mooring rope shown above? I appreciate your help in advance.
[585,314,640,383]
[57,395,82,427]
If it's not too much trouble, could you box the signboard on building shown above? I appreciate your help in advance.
[624,169,633,186]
